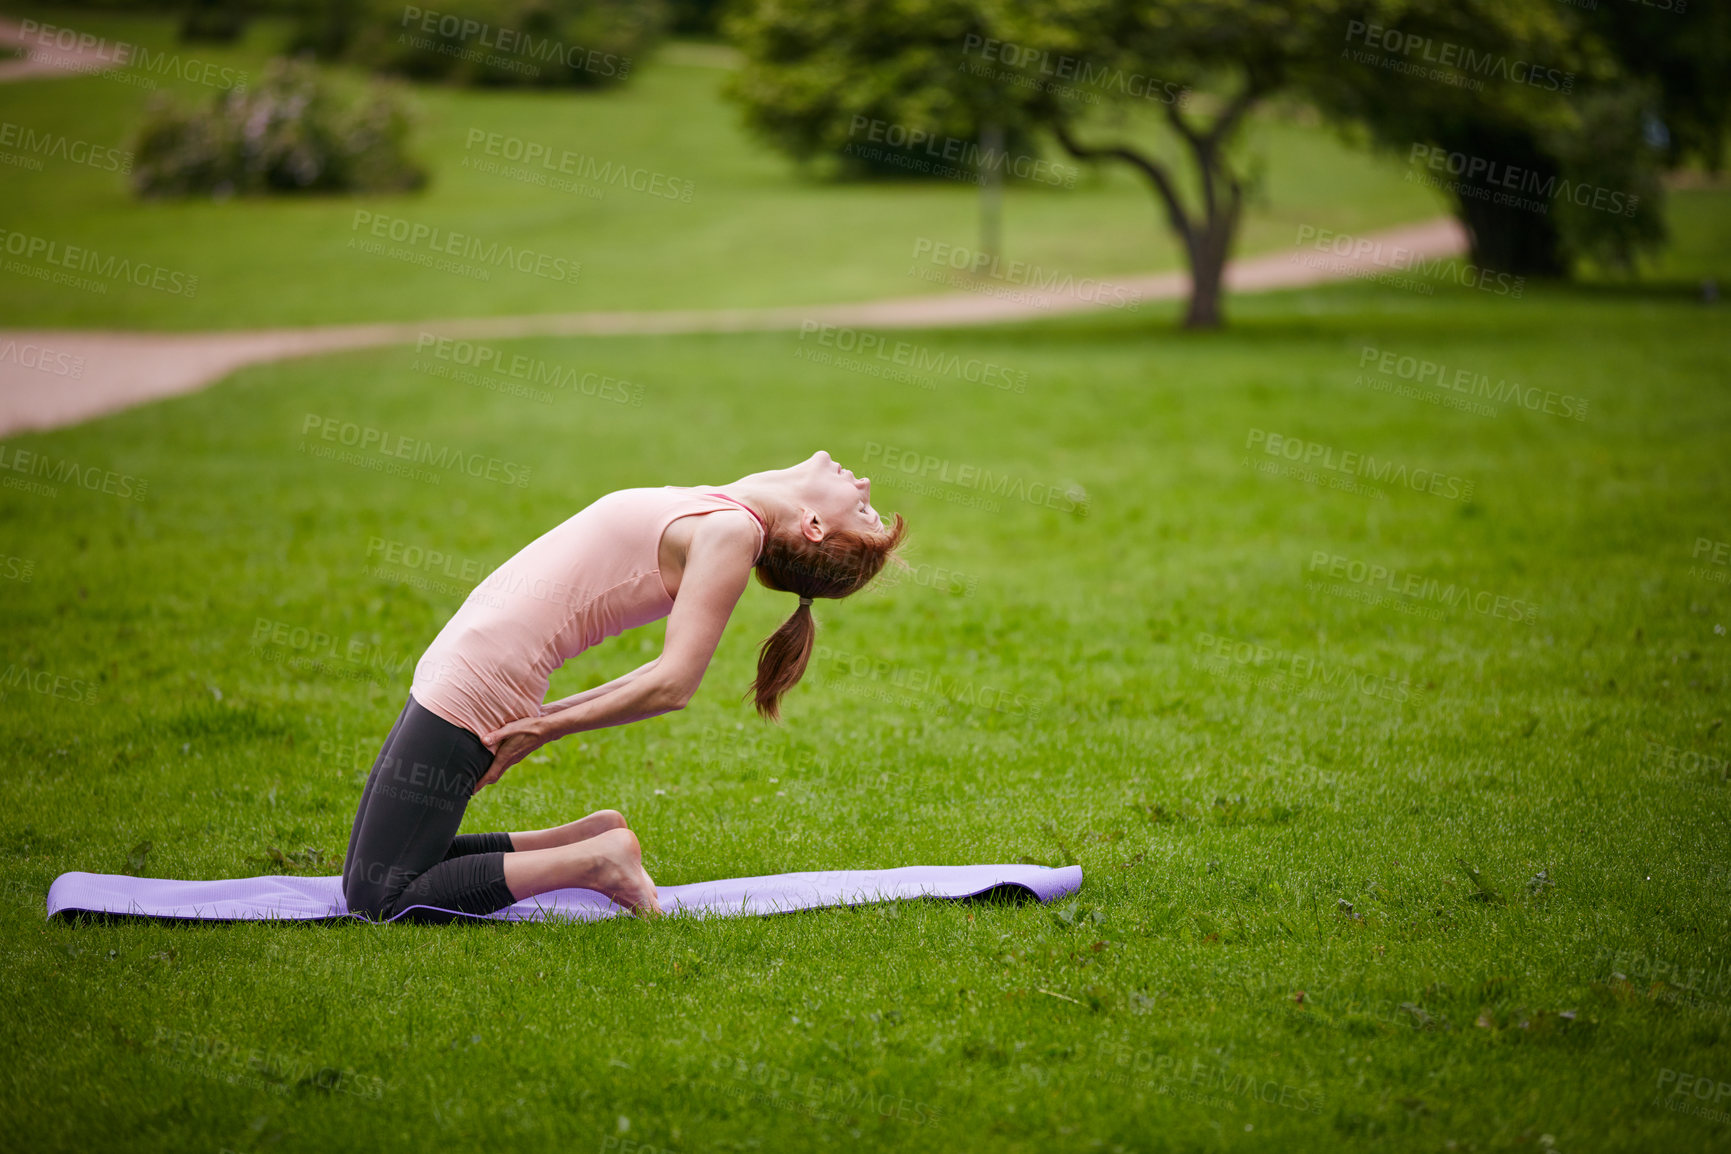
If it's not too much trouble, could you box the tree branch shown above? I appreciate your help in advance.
[1204,80,1263,154]
[1051,119,1194,245]
[1165,80,1263,223]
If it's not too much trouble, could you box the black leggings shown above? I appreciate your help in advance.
[341,695,518,922]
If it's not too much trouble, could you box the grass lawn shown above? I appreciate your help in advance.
[0,185,1728,1151]
[0,11,1444,329]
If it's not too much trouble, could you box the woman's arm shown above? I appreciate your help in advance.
[473,516,760,792]
[538,656,662,716]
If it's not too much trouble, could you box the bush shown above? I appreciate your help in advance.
[178,0,252,44]
[130,56,426,198]
[288,0,364,58]
[346,0,666,88]
[723,0,1064,186]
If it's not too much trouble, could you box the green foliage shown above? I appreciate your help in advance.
[1308,0,1699,272]
[667,0,730,37]
[129,56,427,198]
[723,0,1049,180]
[345,0,666,88]
[1578,0,1731,171]
[1538,83,1668,271]
[177,0,252,44]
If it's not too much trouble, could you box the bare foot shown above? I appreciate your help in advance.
[503,827,661,917]
[591,828,662,918]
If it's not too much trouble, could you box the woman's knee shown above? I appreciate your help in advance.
[342,859,412,920]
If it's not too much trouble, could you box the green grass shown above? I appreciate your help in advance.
[0,12,1443,329]
[1,192,1728,1151]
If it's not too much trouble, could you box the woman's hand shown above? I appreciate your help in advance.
[475,716,548,794]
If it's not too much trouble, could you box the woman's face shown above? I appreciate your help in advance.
[790,450,884,535]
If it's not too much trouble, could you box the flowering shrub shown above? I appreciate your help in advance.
[131,57,426,198]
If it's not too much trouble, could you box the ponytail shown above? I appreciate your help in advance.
[749,512,906,721]
[751,600,816,721]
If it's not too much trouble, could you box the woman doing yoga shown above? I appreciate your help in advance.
[341,451,906,921]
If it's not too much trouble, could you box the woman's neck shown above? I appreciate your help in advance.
[716,478,793,527]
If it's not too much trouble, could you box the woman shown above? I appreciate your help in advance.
[340,451,905,922]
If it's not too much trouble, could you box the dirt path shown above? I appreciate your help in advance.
[0,15,126,83]
[0,218,1467,435]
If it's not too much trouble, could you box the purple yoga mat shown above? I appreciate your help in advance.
[45,863,1084,923]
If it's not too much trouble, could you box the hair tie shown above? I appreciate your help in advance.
[798,596,813,607]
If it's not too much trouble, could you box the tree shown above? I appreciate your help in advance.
[1246,0,1726,275]
[1309,2,1673,276]
[727,0,1730,325]
[729,0,1358,328]
[1011,1,1354,328]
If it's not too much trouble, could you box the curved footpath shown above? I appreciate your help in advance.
[0,219,1467,436]
[0,18,1468,435]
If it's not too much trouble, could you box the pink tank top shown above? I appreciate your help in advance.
[410,485,767,737]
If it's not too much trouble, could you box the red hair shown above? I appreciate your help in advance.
[749,512,907,720]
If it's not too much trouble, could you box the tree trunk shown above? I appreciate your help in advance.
[1048,114,1248,330]
[1183,223,1231,329]
[1440,130,1569,277]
